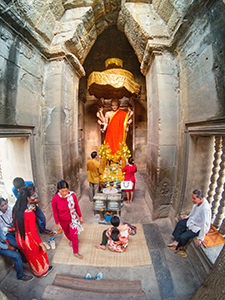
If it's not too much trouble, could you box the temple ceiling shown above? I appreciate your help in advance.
[1,0,192,69]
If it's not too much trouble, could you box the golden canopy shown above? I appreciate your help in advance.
[87,58,140,99]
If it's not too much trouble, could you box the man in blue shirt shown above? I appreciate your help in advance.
[0,227,33,281]
[12,177,50,234]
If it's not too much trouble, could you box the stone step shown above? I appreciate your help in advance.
[41,285,147,300]
[53,273,143,294]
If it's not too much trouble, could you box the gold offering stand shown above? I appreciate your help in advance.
[93,142,130,220]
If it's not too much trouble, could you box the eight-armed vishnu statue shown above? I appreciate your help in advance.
[97,100,133,155]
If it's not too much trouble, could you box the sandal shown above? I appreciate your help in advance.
[85,273,92,279]
[74,253,83,259]
[94,272,103,280]
[169,246,176,251]
[176,249,187,258]
[43,242,50,250]
[48,237,56,249]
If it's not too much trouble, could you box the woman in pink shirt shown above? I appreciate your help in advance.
[122,157,137,203]
[51,180,84,259]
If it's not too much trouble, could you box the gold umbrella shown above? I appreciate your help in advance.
[87,58,140,99]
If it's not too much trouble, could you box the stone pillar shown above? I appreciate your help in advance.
[41,54,85,218]
[142,42,179,218]
[191,245,225,300]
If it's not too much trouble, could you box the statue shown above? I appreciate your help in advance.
[96,100,133,154]
[97,99,133,182]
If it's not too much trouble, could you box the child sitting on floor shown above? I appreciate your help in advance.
[95,216,131,252]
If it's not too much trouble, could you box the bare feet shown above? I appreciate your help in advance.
[74,253,83,259]
[95,245,106,250]
[167,241,178,247]
[68,241,72,247]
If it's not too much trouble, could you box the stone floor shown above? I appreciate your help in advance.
[0,171,202,300]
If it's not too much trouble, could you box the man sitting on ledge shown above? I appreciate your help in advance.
[168,189,211,252]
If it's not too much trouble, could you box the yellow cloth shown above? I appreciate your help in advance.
[202,224,225,248]
[87,159,100,183]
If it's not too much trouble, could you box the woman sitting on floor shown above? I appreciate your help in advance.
[95,216,131,252]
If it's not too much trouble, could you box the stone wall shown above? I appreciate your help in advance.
[146,50,179,218]
[171,0,225,216]
[0,16,82,220]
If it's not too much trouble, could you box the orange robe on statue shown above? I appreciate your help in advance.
[104,109,128,155]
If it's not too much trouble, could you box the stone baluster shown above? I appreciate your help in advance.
[206,136,222,205]
[213,181,225,229]
[212,136,225,224]
[219,218,225,235]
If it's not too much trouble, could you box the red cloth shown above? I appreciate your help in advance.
[51,192,82,254]
[60,220,79,254]
[16,211,49,277]
[122,164,137,192]
[104,109,128,155]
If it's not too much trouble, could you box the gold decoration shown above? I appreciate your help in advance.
[87,59,140,99]
[105,58,123,69]
[99,142,131,183]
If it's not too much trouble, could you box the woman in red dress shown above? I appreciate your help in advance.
[51,180,84,259]
[13,188,52,277]
[122,157,137,203]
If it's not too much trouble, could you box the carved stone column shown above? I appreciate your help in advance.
[206,136,222,205]
[212,136,225,223]
[214,182,225,229]
[213,136,225,228]
[219,218,225,235]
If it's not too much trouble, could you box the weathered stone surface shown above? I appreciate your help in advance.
[61,6,92,22]
[34,9,56,42]
[63,0,94,10]
[167,8,180,32]
[126,2,169,38]
[191,245,225,300]
[49,0,65,20]
[66,23,97,63]
[15,0,57,42]
[158,0,174,23]
[15,0,49,28]
[51,6,97,63]
[160,145,176,168]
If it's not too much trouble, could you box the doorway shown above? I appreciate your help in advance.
[0,137,33,206]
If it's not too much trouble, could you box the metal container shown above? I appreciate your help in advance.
[107,201,120,210]
[107,193,122,201]
[94,200,106,210]
[93,193,107,200]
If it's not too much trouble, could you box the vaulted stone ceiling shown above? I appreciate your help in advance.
[1,0,191,69]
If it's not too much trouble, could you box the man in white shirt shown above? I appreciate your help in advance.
[0,198,14,236]
[168,189,211,250]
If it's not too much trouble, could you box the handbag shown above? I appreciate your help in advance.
[121,181,133,190]
[123,222,137,235]
[121,165,134,190]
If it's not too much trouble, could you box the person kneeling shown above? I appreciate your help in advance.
[95,216,131,252]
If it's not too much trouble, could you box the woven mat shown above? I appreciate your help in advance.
[52,223,151,267]
[202,224,225,248]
